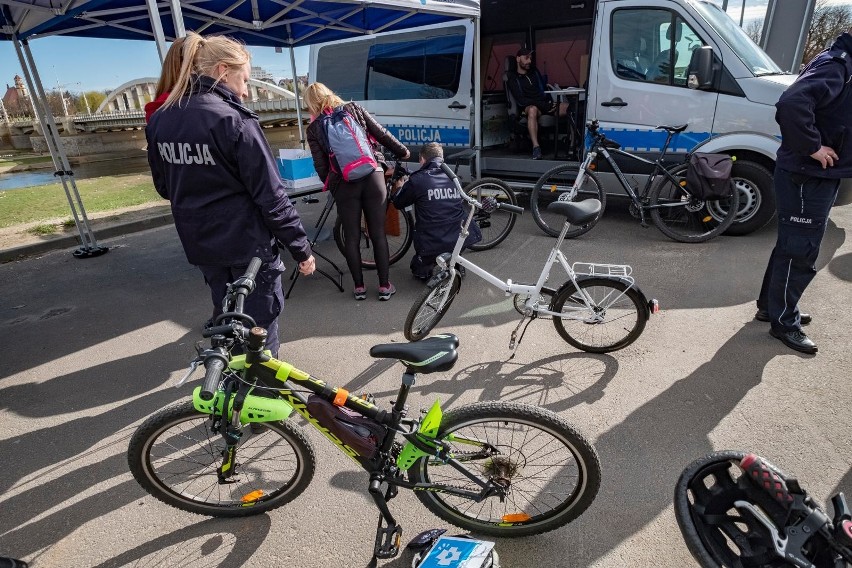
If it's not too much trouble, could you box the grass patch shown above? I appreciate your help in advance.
[0,173,162,228]
[62,219,76,229]
[0,155,54,168]
[27,223,59,236]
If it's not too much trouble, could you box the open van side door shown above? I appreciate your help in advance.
[591,0,719,161]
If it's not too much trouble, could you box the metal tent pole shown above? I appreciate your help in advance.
[168,0,186,38]
[145,0,168,63]
[288,43,306,149]
[473,16,482,179]
[15,38,107,258]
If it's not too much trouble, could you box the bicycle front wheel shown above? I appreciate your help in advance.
[551,277,648,353]
[464,178,517,251]
[408,401,601,537]
[404,272,462,341]
[128,400,316,517]
[333,204,413,269]
[531,165,606,238]
[649,163,741,243]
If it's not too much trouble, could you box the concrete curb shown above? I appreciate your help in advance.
[0,213,174,263]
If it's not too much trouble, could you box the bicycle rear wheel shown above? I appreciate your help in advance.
[404,272,462,341]
[333,204,413,269]
[649,163,740,243]
[408,401,601,537]
[531,165,606,238]
[464,178,517,251]
[551,277,648,353]
[128,400,315,517]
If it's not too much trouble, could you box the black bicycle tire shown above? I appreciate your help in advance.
[333,205,413,269]
[648,163,741,243]
[408,401,601,537]
[463,178,518,251]
[128,400,316,517]
[551,277,648,353]
[531,164,606,238]
[404,272,462,341]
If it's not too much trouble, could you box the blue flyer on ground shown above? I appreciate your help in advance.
[418,536,495,568]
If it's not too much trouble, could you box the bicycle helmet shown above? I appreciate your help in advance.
[674,450,842,568]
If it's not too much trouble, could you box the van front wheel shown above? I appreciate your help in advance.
[725,160,775,236]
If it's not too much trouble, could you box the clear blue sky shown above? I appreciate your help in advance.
[1,36,310,94]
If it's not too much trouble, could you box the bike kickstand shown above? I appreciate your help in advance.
[508,315,534,359]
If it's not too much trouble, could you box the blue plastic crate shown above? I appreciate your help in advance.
[277,156,317,181]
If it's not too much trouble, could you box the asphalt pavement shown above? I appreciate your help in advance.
[1,198,850,568]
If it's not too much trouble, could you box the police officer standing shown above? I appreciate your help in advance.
[147,33,315,355]
[755,30,852,354]
[390,143,481,280]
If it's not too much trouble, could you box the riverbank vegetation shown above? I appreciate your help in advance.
[0,173,160,228]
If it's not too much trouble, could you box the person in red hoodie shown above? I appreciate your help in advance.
[145,37,186,123]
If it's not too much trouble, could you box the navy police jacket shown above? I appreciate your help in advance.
[390,158,481,257]
[146,75,311,267]
[776,33,852,179]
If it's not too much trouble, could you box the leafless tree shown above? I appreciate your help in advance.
[744,19,763,45]
[802,0,852,64]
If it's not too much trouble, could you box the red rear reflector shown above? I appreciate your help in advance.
[502,513,531,523]
[649,299,660,314]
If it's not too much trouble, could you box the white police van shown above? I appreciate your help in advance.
[310,0,794,234]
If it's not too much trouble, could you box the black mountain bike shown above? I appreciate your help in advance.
[531,120,740,243]
[676,451,852,567]
[127,260,601,561]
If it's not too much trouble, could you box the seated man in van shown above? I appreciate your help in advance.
[506,47,570,160]
[390,142,481,280]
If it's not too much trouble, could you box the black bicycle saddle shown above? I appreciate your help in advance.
[656,124,688,133]
[547,198,602,225]
[370,333,459,374]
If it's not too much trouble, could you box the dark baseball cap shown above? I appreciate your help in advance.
[516,48,533,57]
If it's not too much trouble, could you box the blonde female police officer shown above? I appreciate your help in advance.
[146,33,315,355]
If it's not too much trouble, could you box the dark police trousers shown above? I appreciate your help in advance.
[757,166,839,332]
[198,257,286,354]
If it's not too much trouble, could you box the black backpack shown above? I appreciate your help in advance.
[685,153,734,201]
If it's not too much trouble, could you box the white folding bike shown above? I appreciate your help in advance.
[403,162,658,353]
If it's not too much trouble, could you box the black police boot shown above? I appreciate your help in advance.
[755,309,812,325]
[769,328,818,354]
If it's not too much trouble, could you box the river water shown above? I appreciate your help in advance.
[0,155,152,191]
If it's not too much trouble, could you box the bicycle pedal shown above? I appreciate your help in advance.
[373,522,403,559]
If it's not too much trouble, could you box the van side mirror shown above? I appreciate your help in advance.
[687,46,715,90]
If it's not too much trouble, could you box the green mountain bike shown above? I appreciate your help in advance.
[127,259,601,561]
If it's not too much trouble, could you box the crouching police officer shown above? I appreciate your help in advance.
[147,32,315,355]
[755,30,852,354]
[390,143,481,280]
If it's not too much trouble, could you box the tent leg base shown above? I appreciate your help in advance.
[73,246,110,259]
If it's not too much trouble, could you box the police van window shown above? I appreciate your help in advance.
[366,29,465,100]
[611,9,668,82]
[315,42,371,101]
[654,18,704,86]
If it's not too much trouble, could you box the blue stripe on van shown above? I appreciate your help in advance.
[384,125,469,147]
[598,128,712,153]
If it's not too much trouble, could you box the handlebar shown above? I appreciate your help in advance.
[199,352,228,401]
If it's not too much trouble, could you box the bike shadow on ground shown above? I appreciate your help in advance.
[87,516,271,568]
[495,322,823,567]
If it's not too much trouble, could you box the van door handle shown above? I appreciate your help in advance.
[448,101,467,110]
[601,98,628,107]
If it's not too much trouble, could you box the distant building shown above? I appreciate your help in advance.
[250,66,275,82]
[2,75,33,116]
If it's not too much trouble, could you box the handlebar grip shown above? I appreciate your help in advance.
[202,324,234,338]
[739,453,794,506]
[199,356,227,401]
[243,257,262,281]
[839,520,852,547]
[498,203,524,215]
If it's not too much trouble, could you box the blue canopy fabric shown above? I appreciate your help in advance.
[1,0,479,45]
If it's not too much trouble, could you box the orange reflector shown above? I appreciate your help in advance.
[702,216,713,223]
[241,490,264,503]
[588,163,596,170]
[679,180,687,187]
[333,388,349,406]
[549,185,557,193]
[502,513,531,523]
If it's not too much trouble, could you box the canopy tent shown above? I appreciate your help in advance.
[0,0,481,257]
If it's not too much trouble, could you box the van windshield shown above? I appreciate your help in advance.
[692,1,783,76]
